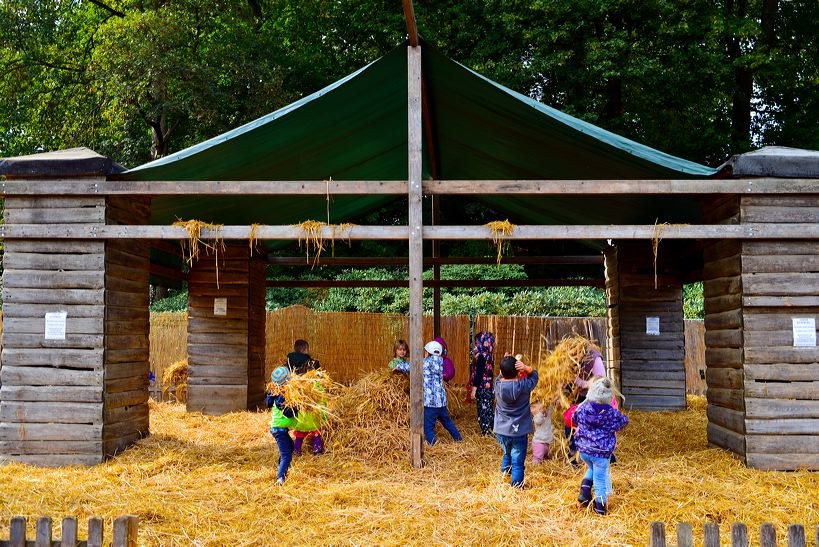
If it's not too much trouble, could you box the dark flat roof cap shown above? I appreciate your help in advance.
[0,147,124,178]
[721,146,819,178]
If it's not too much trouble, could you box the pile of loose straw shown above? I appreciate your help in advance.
[161,359,188,403]
[266,369,342,420]
[1,396,817,545]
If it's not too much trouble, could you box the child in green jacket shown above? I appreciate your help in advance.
[268,366,298,484]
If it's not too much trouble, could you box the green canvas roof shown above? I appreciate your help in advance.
[121,40,718,228]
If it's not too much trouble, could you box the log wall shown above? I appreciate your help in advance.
[1,196,107,466]
[613,241,686,410]
[186,244,266,415]
[701,196,746,458]
[739,195,819,470]
[603,246,621,386]
[103,196,151,457]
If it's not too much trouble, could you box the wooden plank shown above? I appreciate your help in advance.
[622,394,686,408]
[745,363,819,382]
[744,313,819,331]
[0,422,102,441]
[743,254,819,273]
[620,349,684,360]
[106,291,149,308]
[4,239,104,254]
[621,386,684,396]
[703,522,720,547]
[706,388,745,411]
[106,262,150,282]
[187,385,248,415]
[745,380,819,399]
[8,222,819,241]
[187,318,249,333]
[746,419,819,434]
[702,294,741,315]
[621,370,686,381]
[0,385,103,403]
[746,398,819,418]
[705,367,743,389]
[88,517,104,547]
[1,303,105,319]
[703,253,742,277]
[104,402,149,424]
[743,241,819,255]
[104,416,149,438]
[3,252,105,270]
[706,404,745,433]
[104,432,145,457]
[188,285,249,298]
[707,422,745,454]
[703,275,742,296]
[744,295,819,307]
[748,453,819,470]
[187,343,250,357]
[676,522,694,547]
[0,440,102,455]
[743,273,819,296]
[787,525,806,547]
[5,206,105,224]
[10,516,26,546]
[188,331,247,345]
[1,332,104,349]
[3,196,104,208]
[106,335,149,350]
[105,376,148,394]
[704,328,742,348]
[704,309,742,330]
[104,389,149,408]
[744,329,811,347]
[705,347,743,368]
[188,353,248,367]
[0,366,103,386]
[742,195,819,207]
[105,361,149,381]
[746,434,819,454]
[649,522,666,547]
[745,346,819,364]
[0,453,104,466]
[742,204,819,223]
[3,269,104,289]
[185,364,248,379]
[0,402,102,423]
[1,348,104,368]
[2,288,104,305]
[61,517,78,547]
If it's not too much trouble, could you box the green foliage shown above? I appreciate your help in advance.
[683,282,704,320]
[150,288,188,312]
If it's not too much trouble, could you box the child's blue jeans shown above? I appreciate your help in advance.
[423,406,462,445]
[270,428,294,481]
[496,433,528,487]
[579,452,613,502]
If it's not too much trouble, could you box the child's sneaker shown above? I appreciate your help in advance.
[577,478,593,506]
[276,477,285,486]
[593,500,607,515]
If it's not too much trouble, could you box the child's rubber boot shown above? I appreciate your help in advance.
[313,434,325,455]
[293,437,304,457]
[593,500,607,516]
[577,478,593,506]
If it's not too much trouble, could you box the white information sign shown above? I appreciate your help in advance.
[214,298,228,316]
[44,311,67,340]
[646,316,660,336]
[792,317,816,347]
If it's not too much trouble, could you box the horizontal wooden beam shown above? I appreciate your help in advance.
[266,255,604,266]
[3,177,819,195]
[5,223,819,240]
[266,278,604,288]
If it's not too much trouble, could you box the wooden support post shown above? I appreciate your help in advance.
[10,516,26,547]
[788,525,806,547]
[35,517,52,547]
[87,517,103,547]
[407,44,424,467]
[432,195,441,337]
[113,515,139,547]
[760,523,776,547]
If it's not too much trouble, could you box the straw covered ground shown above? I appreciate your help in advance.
[2,392,817,546]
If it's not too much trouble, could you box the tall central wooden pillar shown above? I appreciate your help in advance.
[186,244,266,415]
[605,241,686,410]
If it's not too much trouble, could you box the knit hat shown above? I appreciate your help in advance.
[424,341,443,356]
[270,366,290,385]
[587,377,614,404]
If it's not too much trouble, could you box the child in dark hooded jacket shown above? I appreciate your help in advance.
[572,377,628,515]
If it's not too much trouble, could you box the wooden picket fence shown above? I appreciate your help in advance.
[0,515,137,547]
[649,521,818,547]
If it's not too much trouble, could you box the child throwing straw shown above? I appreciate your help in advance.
[494,355,538,487]
[572,377,628,515]
[423,340,463,445]
[267,366,299,485]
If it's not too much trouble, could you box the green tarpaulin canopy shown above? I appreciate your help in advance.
[122,40,718,228]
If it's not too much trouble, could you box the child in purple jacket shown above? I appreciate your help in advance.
[572,377,628,516]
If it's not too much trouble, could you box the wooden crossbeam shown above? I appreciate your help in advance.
[266,255,604,266]
[4,178,819,195]
[265,278,604,288]
[5,223,819,240]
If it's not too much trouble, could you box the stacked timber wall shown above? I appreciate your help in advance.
[1,196,107,465]
[614,241,686,410]
[702,196,746,459]
[186,245,266,414]
[739,196,819,470]
[604,246,621,386]
[103,196,151,457]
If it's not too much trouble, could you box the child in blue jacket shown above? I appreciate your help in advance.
[572,377,628,515]
[493,355,539,487]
